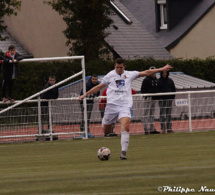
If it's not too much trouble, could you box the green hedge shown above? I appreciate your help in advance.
[0,58,214,100]
[125,58,215,84]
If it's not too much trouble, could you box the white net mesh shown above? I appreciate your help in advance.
[0,90,215,143]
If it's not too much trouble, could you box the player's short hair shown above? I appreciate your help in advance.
[115,58,125,65]
[8,45,15,51]
[91,74,98,78]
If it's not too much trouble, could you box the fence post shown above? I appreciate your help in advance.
[48,101,53,141]
[82,57,88,139]
[38,96,42,135]
[188,93,193,132]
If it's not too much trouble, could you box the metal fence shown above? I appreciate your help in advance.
[0,90,214,143]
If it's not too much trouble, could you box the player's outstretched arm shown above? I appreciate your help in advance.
[138,64,173,77]
[79,83,106,101]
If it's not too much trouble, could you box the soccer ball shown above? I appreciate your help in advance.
[97,147,111,161]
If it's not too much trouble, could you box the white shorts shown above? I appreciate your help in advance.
[102,104,131,125]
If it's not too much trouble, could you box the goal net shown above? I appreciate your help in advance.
[0,56,91,143]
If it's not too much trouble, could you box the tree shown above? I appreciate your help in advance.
[46,0,113,62]
[0,0,21,41]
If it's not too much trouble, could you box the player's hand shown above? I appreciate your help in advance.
[163,64,173,71]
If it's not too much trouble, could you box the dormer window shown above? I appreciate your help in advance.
[157,0,167,30]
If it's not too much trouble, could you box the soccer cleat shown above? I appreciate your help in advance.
[104,132,117,137]
[120,151,127,160]
[109,132,117,137]
[145,131,149,135]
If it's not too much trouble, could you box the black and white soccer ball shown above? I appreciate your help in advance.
[97,147,111,161]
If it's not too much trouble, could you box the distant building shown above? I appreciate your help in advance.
[1,0,215,59]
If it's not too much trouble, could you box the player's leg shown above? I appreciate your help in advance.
[102,113,118,136]
[119,117,131,160]
[102,104,118,137]
[101,111,113,137]
[110,123,117,136]
[103,124,113,135]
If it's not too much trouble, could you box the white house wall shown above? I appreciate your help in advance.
[170,6,215,59]
[4,0,69,58]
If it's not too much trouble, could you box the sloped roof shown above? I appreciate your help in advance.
[120,0,215,49]
[0,31,33,58]
[131,72,215,92]
[105,0,172,60]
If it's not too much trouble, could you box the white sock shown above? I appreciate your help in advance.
[121,131,130,152]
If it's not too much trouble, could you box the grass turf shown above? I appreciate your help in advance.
[0,131,215,194]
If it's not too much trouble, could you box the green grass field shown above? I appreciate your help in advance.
[0,131,215,195]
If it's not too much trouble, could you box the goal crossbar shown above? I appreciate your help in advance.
[21,56,84,62]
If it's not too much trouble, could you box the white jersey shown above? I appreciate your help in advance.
[102,70,139,108]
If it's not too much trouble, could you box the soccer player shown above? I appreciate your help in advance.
[79,58,172,160]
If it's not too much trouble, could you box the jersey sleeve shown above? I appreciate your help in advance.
[101,74,109,86]
[131,71,139,81]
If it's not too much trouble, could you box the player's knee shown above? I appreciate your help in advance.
[121,125,129,132]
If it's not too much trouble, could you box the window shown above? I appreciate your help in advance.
[157,0,167,30]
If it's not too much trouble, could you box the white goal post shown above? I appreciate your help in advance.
[0,56,91,141]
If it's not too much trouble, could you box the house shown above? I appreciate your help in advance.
[0,0,68,58]
[0,31,33,58]
[105,0,172,60]
[1,0,215,59]
[109,0,215,59]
